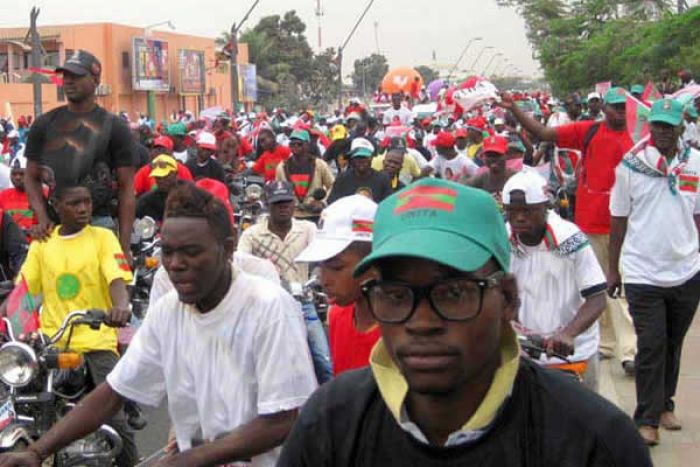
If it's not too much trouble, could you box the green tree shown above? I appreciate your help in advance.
[495,0,692,95]
[415,65,439,84]
[217,10,339,109]
[351,54,389,97]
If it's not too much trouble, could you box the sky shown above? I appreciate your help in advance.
[3,0,542,78]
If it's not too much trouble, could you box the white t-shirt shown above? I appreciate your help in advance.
[108,269,316,466]
[172,149,189,163]
[508,217,606,364]
[382,107,413,126]
[610,146,700,287]
[0,164,10,190]
[429,154,478,182]
[683,121,698,146]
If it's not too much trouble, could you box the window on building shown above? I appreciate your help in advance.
[122,52,130,69]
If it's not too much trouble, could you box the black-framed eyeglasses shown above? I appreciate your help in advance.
[361,271,505,324]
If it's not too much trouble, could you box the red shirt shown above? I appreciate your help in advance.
[252,145,291,182]
[0,188,36,231]
[328,304,382,376]
[133,162,194,195]
[556,121,633,235]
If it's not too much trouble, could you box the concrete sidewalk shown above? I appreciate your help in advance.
[599,312,700,466]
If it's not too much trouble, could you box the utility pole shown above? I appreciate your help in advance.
[337,0,376,110]
[677,0,688,13]
[30,7,42,117]
[315,0,324,49]
[229,0,260,114]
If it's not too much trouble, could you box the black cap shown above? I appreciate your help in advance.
[56,50,102,77]
[265,181,295,204]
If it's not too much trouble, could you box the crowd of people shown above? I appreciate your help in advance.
[0,48,698,466]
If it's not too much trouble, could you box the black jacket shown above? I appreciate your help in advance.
[279,359,651,467]
[0,213,28,281]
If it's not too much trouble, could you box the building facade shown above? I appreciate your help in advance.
[0,22,250,121]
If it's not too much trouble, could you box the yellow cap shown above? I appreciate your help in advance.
[330,124,348,141]
[151,154,178,178]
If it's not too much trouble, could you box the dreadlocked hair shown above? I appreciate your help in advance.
[164,182,233,244]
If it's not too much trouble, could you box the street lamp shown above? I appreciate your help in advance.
[492,58,509,77]
[481,52,502,76]
[447,37,482,80]
[337,0,376,110]
[229,0,262,114]
[142,20,176,121]
[144,20,175,37]
[468,46,493,74]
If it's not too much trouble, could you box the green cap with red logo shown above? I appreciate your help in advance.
[604,87,627,105]
[354,178,510,276]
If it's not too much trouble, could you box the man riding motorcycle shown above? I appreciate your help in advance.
[1,184,137,466]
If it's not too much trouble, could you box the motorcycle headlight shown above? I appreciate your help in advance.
[244,185,263,202]
[0,342,38,387]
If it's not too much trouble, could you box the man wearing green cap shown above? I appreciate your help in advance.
[630,85,644,101]
[279,178,650,466]
[166,122,189,163]
[609,98,700,446]
[500,87,638,376]
[275,129,334,220]
[327,138,392,204]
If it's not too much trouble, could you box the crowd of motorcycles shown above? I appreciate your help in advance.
[0,150,571,464]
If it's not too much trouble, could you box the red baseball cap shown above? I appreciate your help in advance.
[433,131,456,149]
[482,135,508,156]
[455,128,468,138]
[153,135,174,152]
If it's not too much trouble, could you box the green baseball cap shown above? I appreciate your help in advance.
[631,84,644,95]
[604,87,627,105]
[686,104,698,119]
[650,98,684,126]
[290,129,310,142]
[354,178,510,277]
[166,122,187,136]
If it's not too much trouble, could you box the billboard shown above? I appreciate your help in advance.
[238,64,257,103]
[178,50,205,95]
[133,37,170,92]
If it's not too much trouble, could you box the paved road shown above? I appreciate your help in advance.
[599,305,700,466]
[135,400,170,459]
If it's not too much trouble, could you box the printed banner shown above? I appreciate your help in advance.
[133,37,170,92]
[178,50,205,95]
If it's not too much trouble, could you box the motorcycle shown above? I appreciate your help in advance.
[129,217,160,323]
[288,276,329,324]
[229,172,265,231]
[517,333,584,382]
[0,310,123,465]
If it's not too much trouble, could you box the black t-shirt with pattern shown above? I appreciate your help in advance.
[24,105,134,216]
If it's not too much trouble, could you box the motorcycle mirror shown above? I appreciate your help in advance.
[311,188,327,201]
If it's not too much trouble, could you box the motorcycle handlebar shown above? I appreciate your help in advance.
[48,310,107,345]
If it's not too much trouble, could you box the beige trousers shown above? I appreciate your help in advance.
[588,234,637,362]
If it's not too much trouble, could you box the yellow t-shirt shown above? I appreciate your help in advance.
[20,225,133,354]
[467,143,483,160]
[371,153,422,180]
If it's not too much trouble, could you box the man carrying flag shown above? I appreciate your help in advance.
[1,183,137,466]
[609,98,700,446]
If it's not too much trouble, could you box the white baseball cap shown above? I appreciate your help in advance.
[502,167,550,205]
[296,194,378,263]
[349,137,375,158]
[587,92,602,101]
[196,131,217,150]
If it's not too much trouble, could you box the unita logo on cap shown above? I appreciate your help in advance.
[663,100,672,110]
[394,185,457,215]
